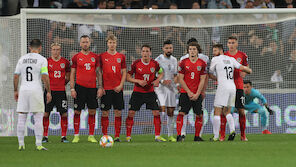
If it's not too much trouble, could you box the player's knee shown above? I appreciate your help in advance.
[102,110,109,117]
[43,112,50,118]
[152,110,160,116]
[74,110,81,115]
[128,110,135,117]
[88,109,96,115]
[114,110,121,117]
[61,112,67,118]
[238,108,245,116]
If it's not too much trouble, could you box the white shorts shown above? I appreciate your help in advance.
[17,90,44,113]
[214,88,236,108]
[155,85,177,107]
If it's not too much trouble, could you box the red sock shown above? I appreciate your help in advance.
[195,116,203,137]
[154,115,161,136]
[61,116,68,137]
[43,117,49,137]
[115,116,122,138]
[239,114,246,138]
[88,114,95,135]
[101,116,109,135]
[74,113,80,135]
[126,116,134,137]
[176,114,184,136]
[220,114,227,138]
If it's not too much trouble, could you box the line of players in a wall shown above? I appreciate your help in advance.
[14,35,274,151]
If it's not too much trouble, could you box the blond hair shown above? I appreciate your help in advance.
[50,42,61,48]
[106,34,117,42]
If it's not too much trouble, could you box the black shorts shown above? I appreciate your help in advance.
[235,89,245,109]
[129,92,159,111]
[74,84,98,110]
[178,93,203,115]
[100,90,124,111]
[44,91,68,114]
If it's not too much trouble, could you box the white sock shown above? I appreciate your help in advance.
[33,113,44,147]
[160,112,165,135]
[226,114,235,133]
[213,115,221,139]
[167,116,174,137]
[17,113,27,146]
[181,114,188,136]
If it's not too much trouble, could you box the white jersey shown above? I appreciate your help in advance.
[154,54,177,107]
[14,53,48,92]
[180,53,210,73]
[155,54,178,81]
[209,55,241,90]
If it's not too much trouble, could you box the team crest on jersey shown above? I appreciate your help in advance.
[178,66,182,71]
[237,58,242,63]
[150,67,155,73]
[60,63,65,69]
[197,66,202,71]
[91,57,95,62]
[117,58,121,63]
[101,104,105,109]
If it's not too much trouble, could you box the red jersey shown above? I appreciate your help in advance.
[100,52,126,90]
[225,50,248,90]
[178,58,206,94]
[71,52,99,88]
[48,57,70,91]
[128,59,160,93]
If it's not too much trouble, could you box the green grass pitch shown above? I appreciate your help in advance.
[0,134,295,167]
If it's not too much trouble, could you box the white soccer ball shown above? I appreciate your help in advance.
[99,135,114,148]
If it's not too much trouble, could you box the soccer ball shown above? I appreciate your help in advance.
[99,135,114,148]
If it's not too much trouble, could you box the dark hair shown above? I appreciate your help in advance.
[80,35,90,39]
[213,44,224,51]
[29,39,42,48]
[243,80,252,85]
[187,37,197,45]
[187,42,201,53]
[163,40,172,46]
[141,44,151,51]
[228,36,238,41]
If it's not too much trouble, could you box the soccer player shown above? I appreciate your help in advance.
[125,44,165,142]
[42,43,70,143]
[176,42,207,142]
[220,36,249,141]
[155,40,178,142]
[70,35,101,143]
[232,80,273,134]
[99,34,126,142]
[179,38,210,141]
[209,44,252,141]
[14,39,52,151]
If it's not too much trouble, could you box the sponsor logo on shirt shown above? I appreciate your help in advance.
[49,64,53,68]
[79,58,83,61]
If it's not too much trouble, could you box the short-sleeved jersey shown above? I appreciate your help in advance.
[225,50,248,89]
[178,58,206,94]
[100,52,126,90]
[209,55,241,90]
[180,53,210,73]
[48,57,70,91]
[245,88,267,105]
[128,59,160,93]
[155,54,178,81]
[14,53,48,91]
[71,52,99,88]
